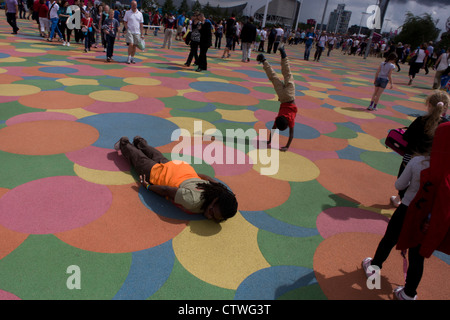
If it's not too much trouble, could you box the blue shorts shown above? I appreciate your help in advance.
[374,77,389,88]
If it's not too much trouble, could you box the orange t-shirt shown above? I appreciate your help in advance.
[149,160,200,187]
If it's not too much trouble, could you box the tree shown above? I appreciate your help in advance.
[394,12,441,49]
[191,0,202,14]
[162,0,176,15]
[178,0,189,14]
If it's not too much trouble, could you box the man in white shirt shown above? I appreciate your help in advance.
[123,0,144,64]
[48,0,64,43]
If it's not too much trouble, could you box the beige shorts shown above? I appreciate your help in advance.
[126,32,140,45]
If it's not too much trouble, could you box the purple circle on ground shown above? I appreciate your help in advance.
[0,289,21,300]
[0,176,112,234]
[5,112,77,126]
[66,145,131,171]
[316,207,389,239]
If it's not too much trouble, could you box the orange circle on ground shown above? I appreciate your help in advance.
[300,107,349,123]
[216,169,291,211]
[314,159,396,207]
[121,85,178,98]
[314,232,450,300]
[289,135,348,152]
[204,91,260,106]
[18,91,95,109]
[0,120,99,155]
[103,68,157,78]
[55,184,188,253]
[0,223,29,259]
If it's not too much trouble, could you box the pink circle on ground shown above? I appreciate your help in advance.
[66,146,131,171]
[0,289,21,300]
[317,207,389,239]
[183,91,212,102]
[0,176,112,234]
[5,112,77,126]
[84,97,165,115]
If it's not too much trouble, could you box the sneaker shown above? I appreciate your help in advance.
[67,42,70,47]
[367,106,373,111]
[372,107,378,111]
[256,53,266,64]
[133,135,146,147]
[362,257,378,278]
[394,286,417,300]
[63,41,66,46]
[127,59,131,64]
[131,58,136,64]
[390,195,401,208]
[114,137,130,151]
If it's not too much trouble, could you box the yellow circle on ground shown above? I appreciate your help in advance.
[16,48,46,53]
[74,164,136,185]
[216,109,257,122]
[123,77,161,86]
[348,132,391,152]
[39,61,74,66]
[166,117,216,137]
[0,84,41,96]
[0,57,26,63]
[248,148,320,181]
[346,76,371,83]
[309,82,336,89]
[172,212,270,290]
[56,78,99,86]
[301,90,329,99]
[334,106,376,119]
[49,108,97,119]
[89,90,138,102]
[0,68,7,74]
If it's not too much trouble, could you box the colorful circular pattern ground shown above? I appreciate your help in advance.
[0,14,448,301]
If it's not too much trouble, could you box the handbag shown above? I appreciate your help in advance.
[385,128,408,156]
[408,49,419,65]
[137,38,145,51]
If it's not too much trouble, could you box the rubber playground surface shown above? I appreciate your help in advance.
[0,14,449,300]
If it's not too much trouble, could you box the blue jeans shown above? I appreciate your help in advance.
[304,43,312,60]
[49,17,63,40]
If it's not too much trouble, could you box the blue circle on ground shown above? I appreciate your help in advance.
[235,69,267,79]
[0,52,10,58]
[234,266,318,300]
[266,121,320,140]
[329,94,353,103]
[392,105,426,117]
[77,113,180,149]
[189,81,250,94]
[310,75,334,82]
[39,66,79,74]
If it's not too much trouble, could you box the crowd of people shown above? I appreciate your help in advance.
[3,2,450,300]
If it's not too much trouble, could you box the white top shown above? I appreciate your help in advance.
[124,9,143,34]
[437,53,450,71]
[49,2,60,19]
[395,155,430,206]
[317,35,328,47]
[378,62,395,79]
[414,49,427,63]
[275,27,284,37]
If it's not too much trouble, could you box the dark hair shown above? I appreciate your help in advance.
[275,116,289,131]
[385,52,397,62]
[197,181,238,221]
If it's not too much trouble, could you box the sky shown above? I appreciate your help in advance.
[298,0,450,35]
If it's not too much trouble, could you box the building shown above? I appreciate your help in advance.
[327,3,351,34]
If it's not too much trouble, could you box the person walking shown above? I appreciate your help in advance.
[408,43,429,86]
[240,16,256,63]
[102,8,120,62]
[184,12,200,67]
[367,53,397,111]
[303,28,315,60]
[432,48,450,90]
[196,13,212,72]
[123,0,144,64]
[313,31,328,62]
[161,13,176,49]
[221,13,236,59]
[57,0,72,46]
[47,0,64,43]
[5,0,20,34]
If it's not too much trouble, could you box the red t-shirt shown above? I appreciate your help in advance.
[38,3,48,18]
[278,102,298,128]
[82,17,93,28]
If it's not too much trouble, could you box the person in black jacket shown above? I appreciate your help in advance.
[196,13,212,72]
[240,16,257,62]
[391,90,449,207]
